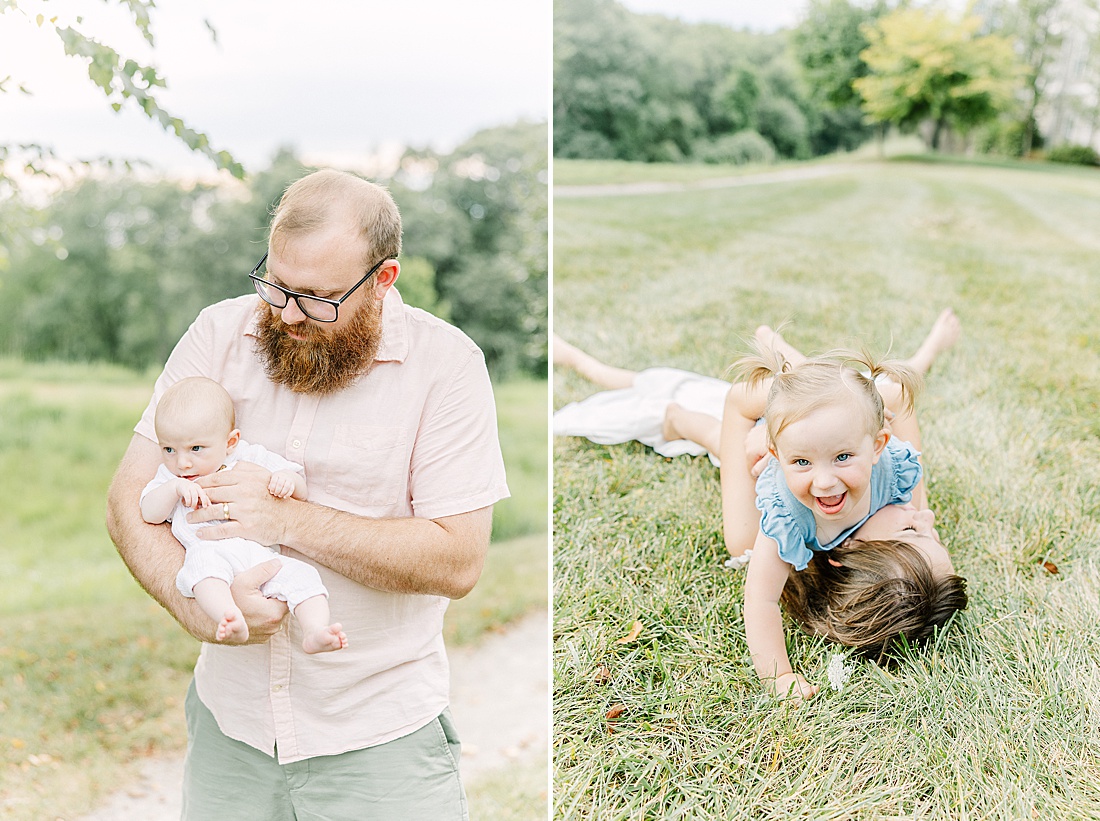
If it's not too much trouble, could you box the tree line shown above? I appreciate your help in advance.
[0,121,548,379]
[555,0,1100,164]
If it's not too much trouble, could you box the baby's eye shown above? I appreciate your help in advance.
[836,453,851,463]
[163,447,174,454]
[794,458,810,467]
[190,445,204,452]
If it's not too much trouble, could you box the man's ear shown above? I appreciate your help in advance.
[226,428,241,453]
[372,260,400,299]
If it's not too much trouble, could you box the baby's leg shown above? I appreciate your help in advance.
[193,578,249,643]
[553,334,638,390]
[905,308,961,375]
[662,402,722,453]
[294,595,348,654]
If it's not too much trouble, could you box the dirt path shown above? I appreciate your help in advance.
[553,162,850,199]
[77,610,549,820]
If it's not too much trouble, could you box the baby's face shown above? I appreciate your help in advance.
[156,418,233,481]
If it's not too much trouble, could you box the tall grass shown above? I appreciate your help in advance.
[553,158,1100,818]
[0,360,547,821]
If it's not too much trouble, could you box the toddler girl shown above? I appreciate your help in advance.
[730,345,962,699]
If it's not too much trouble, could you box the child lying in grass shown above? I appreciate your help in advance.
[724,329,966,699]
[555,310,968,699]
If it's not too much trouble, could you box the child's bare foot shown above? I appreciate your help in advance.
[216,610,249,643]
[662,402,683,442]
[303,623,348,654]
[907,308,961,375]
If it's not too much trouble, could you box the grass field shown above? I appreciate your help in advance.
[553,157,1100,818]
[0,361,547,821]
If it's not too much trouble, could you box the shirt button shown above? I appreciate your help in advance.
[291,439,302,449]
[272,685,283,692]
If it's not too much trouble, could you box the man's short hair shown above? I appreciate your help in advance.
[269,169,402,267]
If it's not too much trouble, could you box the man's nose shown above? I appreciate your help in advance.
[281,298,308,325]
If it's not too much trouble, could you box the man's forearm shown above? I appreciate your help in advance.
[274,500,491,599]
[107,443,219,642]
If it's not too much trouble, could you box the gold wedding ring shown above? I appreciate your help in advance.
[223,502,230,520]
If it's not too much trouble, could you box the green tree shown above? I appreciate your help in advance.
[854,7,1024,150]
[791,0,883,151]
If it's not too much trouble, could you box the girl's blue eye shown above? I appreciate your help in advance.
[795,459,810,467]
[836,453,851,462]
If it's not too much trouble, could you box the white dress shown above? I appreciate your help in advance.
[553,367,730,466]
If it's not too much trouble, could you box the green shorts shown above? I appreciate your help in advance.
[182,680,468,820]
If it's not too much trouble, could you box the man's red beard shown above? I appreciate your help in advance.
[254,296,384,395]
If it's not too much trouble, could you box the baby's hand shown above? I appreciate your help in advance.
[178,479,210,510]
[268,472,295,499]
[773,672,818,703]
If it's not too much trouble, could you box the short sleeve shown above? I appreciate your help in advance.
[234,441,304,475]
[755,460,814,572]
[134,307,222,443]
[139,464,178,510]
[408,347,510,520]
[886,439,922,504]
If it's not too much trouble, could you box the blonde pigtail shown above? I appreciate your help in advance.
[729,342,789,390]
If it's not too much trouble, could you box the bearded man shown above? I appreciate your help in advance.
[106,169,509,820]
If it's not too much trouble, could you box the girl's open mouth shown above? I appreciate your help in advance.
[815,493,846,515]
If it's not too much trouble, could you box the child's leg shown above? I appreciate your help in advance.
[192,577,249,643]
[553,334,638,390]
[294,595,348,654]
[662,402,722,453]
[755,325,808,366]
[904,308,961,375]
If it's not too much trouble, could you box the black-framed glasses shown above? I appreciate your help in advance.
[248,253,388,323]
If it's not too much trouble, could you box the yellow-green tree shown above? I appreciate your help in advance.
[853,7,1023,150]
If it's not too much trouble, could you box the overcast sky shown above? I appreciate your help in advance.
[0,1,810,179]
[615,0,806,31]
[0,0,551,177]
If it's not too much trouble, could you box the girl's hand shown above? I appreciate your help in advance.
[268,472,295,499]
[177,479,210,510]
[774,672,818,703]
[745,423,771,478]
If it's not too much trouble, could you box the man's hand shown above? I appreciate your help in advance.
[177,478,210,510]
[773,672,818,703]
[190,462,286,546]
[230,559,290,643]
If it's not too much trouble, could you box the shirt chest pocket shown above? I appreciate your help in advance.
[321,424,409,507]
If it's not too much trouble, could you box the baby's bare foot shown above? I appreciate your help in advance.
[303,623,348,654]
[909,308,961,374]
[754,324,780,348]
[217,610,249,643]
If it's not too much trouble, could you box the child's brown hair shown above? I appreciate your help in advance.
[780,538,968,663]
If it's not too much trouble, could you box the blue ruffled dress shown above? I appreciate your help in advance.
[755,439,922,571]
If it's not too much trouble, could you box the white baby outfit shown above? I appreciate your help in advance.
[141,440,327,611]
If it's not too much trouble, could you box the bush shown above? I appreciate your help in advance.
[555,129,618,160]
[976,117,1043,158]
[693,130,776,165]
[1046,143,1099,166]
[756,96,811,159]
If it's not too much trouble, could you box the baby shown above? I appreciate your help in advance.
[140,376,347,654]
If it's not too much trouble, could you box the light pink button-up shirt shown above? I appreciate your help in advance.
[135,288,509,763]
